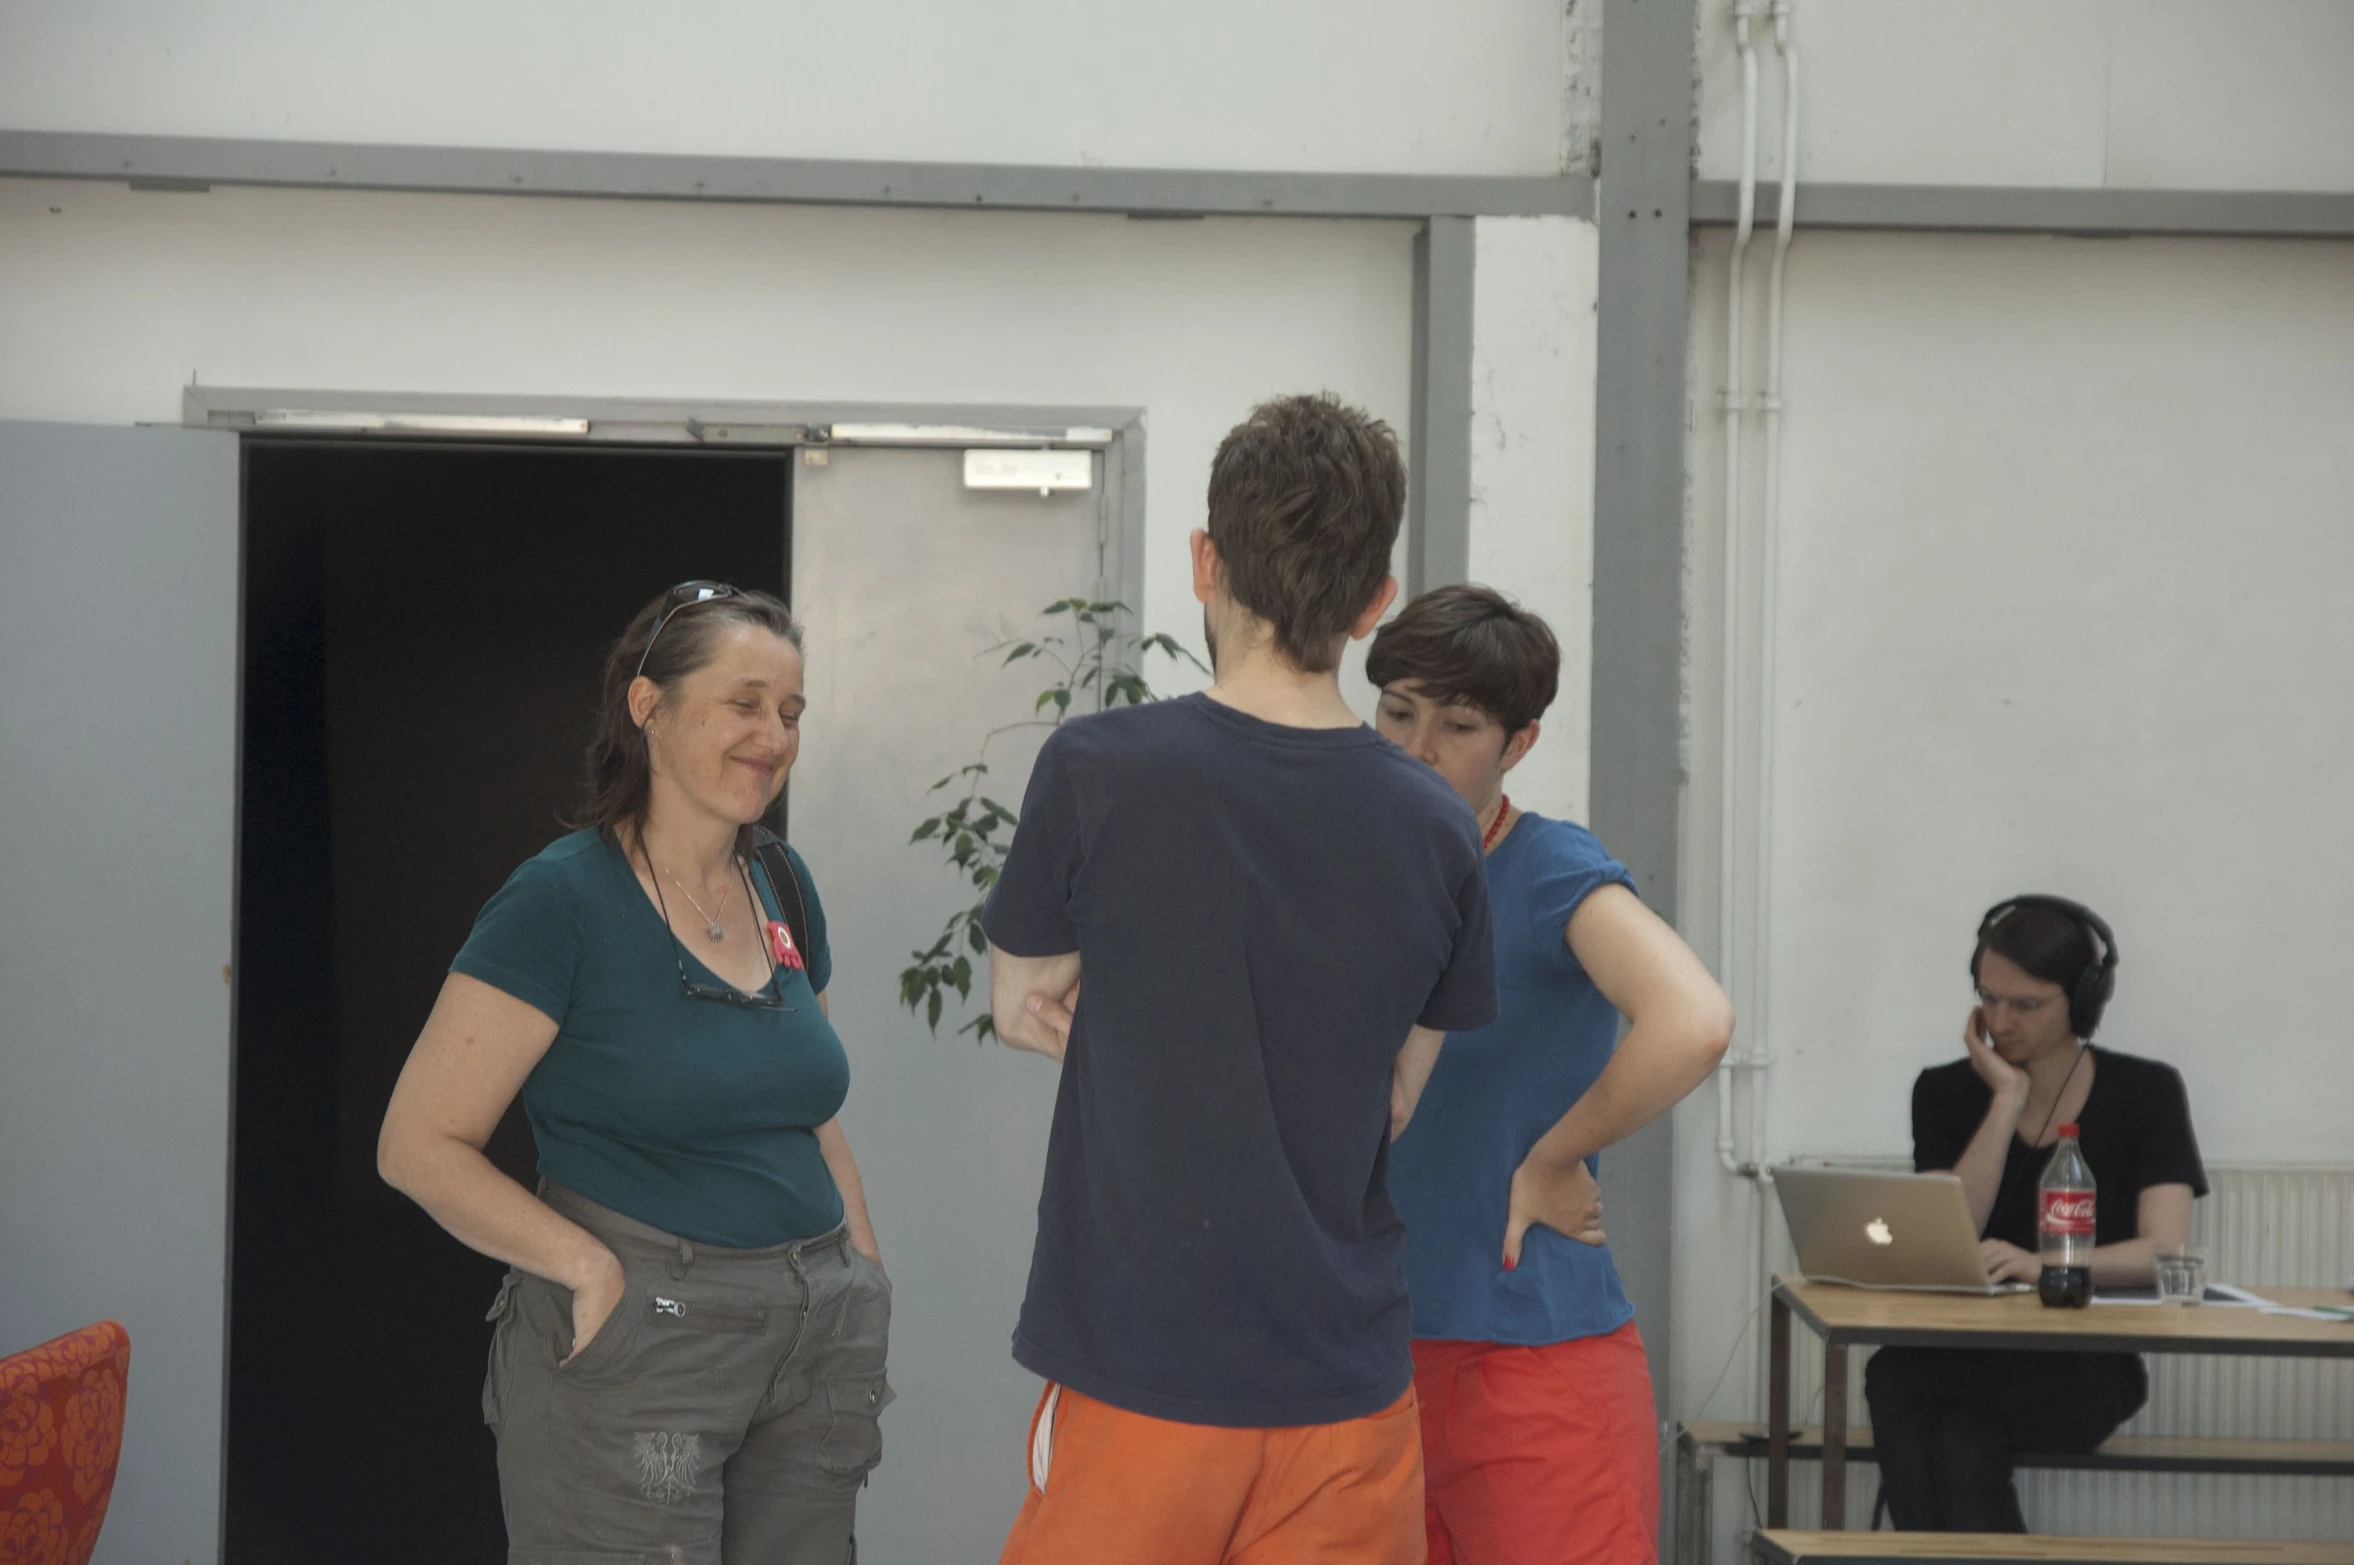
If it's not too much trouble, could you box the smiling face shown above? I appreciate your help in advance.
[633,623,805,831]
[1373,680,1537,816]
[1973,947,2078,1063]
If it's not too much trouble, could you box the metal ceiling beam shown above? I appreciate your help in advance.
[0,129,1593,220]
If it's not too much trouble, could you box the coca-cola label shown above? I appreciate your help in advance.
[2040,1191,2096,1236]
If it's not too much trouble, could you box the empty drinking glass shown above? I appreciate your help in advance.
[2154,1241,2206,1305]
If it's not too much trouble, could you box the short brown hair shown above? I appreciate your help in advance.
[1205,393,1406,673]
[574,584,802,850]
[1973,901,2100,993]
[1366,583,1560,735]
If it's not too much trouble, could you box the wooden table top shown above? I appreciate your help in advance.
[1751,1529,2354,1565]
[1775,1277,2354,1356]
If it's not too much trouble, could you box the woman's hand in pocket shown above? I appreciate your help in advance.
[562,1247,627,1365]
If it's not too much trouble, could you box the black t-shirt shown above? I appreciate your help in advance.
[1911,1046,2208,1250]
[984,694,1497,1427]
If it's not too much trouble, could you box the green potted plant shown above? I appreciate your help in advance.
[897,599,1202,1038]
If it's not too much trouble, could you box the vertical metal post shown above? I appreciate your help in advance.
[1593,0,1697,914]
[1408,216,1475,593]
[1767,1291,1792,1526]
[1593,0,1700,1453]
[1821,1336,1848,1528]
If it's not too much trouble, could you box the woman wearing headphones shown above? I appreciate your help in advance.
[1865,895,2207,1532]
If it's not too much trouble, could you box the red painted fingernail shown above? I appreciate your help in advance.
[1502,1255,1516,1271]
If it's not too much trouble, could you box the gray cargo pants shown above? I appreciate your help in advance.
[483,1182,893,1564]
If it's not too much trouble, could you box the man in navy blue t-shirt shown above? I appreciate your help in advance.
[984,394,1498,1565]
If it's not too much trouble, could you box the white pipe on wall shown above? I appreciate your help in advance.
[1740,0,1800,1425]
[1749,0,1799,1184]
[1714,0,1762,1179]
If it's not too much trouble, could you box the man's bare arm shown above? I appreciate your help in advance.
[989,941,1082,1060]
[1390,1025,1446,1140]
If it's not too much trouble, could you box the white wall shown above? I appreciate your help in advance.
[1468,214,1599,823]
[1696,0,2354,192]
[0,177,1601,732]
[0,0,1586,175]
[0,177,1422,662]
[1679,223,2354,1537]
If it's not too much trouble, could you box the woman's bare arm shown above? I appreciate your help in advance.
[810,989,885,1270]
[377,972,621,1306]
[814,1116,883,1270]
[1521,886,1734,1169]
[1500,885,1733,1267]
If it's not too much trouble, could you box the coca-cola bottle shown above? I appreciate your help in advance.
[2038,1122,2096,1308]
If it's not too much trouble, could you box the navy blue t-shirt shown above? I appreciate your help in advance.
[983,693,1498,1427]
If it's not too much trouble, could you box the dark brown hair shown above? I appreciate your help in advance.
[1365,583,1561,735]
[1972,901,2099,993]
[573,584,802,848]
[1205,392,1406,673]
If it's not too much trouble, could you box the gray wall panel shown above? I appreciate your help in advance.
[0,421,240,1564]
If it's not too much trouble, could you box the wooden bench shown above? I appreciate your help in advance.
[1747,1529,2354,1565]
[1675,1422,2354,1565]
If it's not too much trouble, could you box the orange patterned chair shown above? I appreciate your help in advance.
[0,1321,129,1565]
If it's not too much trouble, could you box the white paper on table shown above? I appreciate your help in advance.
[2092,1283,2274,1309]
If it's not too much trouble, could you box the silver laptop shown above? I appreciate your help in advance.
[1772,1165,2024,1293]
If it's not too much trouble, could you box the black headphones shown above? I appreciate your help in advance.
[1973,894,2119,1041]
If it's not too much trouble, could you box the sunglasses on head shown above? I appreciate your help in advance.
[633,581,740,682]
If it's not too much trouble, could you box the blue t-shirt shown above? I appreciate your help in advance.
[1389,813,1638,1346]
[450,829,849,1248]
[983,694,1498,1427]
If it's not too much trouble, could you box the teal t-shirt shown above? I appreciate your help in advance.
[450,829,849,1247]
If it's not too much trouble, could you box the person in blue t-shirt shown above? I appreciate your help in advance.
[984,395,1499,1565]
[1369,584,1734,1565]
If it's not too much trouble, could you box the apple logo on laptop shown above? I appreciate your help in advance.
[1865,1218,1894,1246]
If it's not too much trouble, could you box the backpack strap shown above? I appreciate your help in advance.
[750,827,814,980]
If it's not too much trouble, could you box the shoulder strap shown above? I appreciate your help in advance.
[750,828,814,974]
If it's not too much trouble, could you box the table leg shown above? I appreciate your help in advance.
[1821,1336,1847,1530]
[1767,1291,1791,1527]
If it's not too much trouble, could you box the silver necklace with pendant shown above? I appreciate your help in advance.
[662,863,733,942]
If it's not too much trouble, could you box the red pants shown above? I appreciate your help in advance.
[1412,1323,1660,1565]
[999,1382,1426,1565]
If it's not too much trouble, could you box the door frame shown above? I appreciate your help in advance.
[185,386,1147,615]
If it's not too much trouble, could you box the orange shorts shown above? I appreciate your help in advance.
[1413,1323,1660,1565]
[997,1381,1426,1565]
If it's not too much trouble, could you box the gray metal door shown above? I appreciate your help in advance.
[789,445,1103,1560]
[0,422,240,1564]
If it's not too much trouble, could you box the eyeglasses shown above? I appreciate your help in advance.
[646,852,791,1012]
[634,581,740,682]
[1974,987,2053,1018]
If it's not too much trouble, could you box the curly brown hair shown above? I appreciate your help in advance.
[1205,393,1406,673]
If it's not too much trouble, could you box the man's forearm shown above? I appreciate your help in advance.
[1947,1093,2025,1232]
[988,941,1081,1060]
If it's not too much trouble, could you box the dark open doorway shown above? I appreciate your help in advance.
[228,441,789,1563]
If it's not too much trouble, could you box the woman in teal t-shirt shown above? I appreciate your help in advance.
[1370,585,1733,1565]
[379,582,891,1559]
